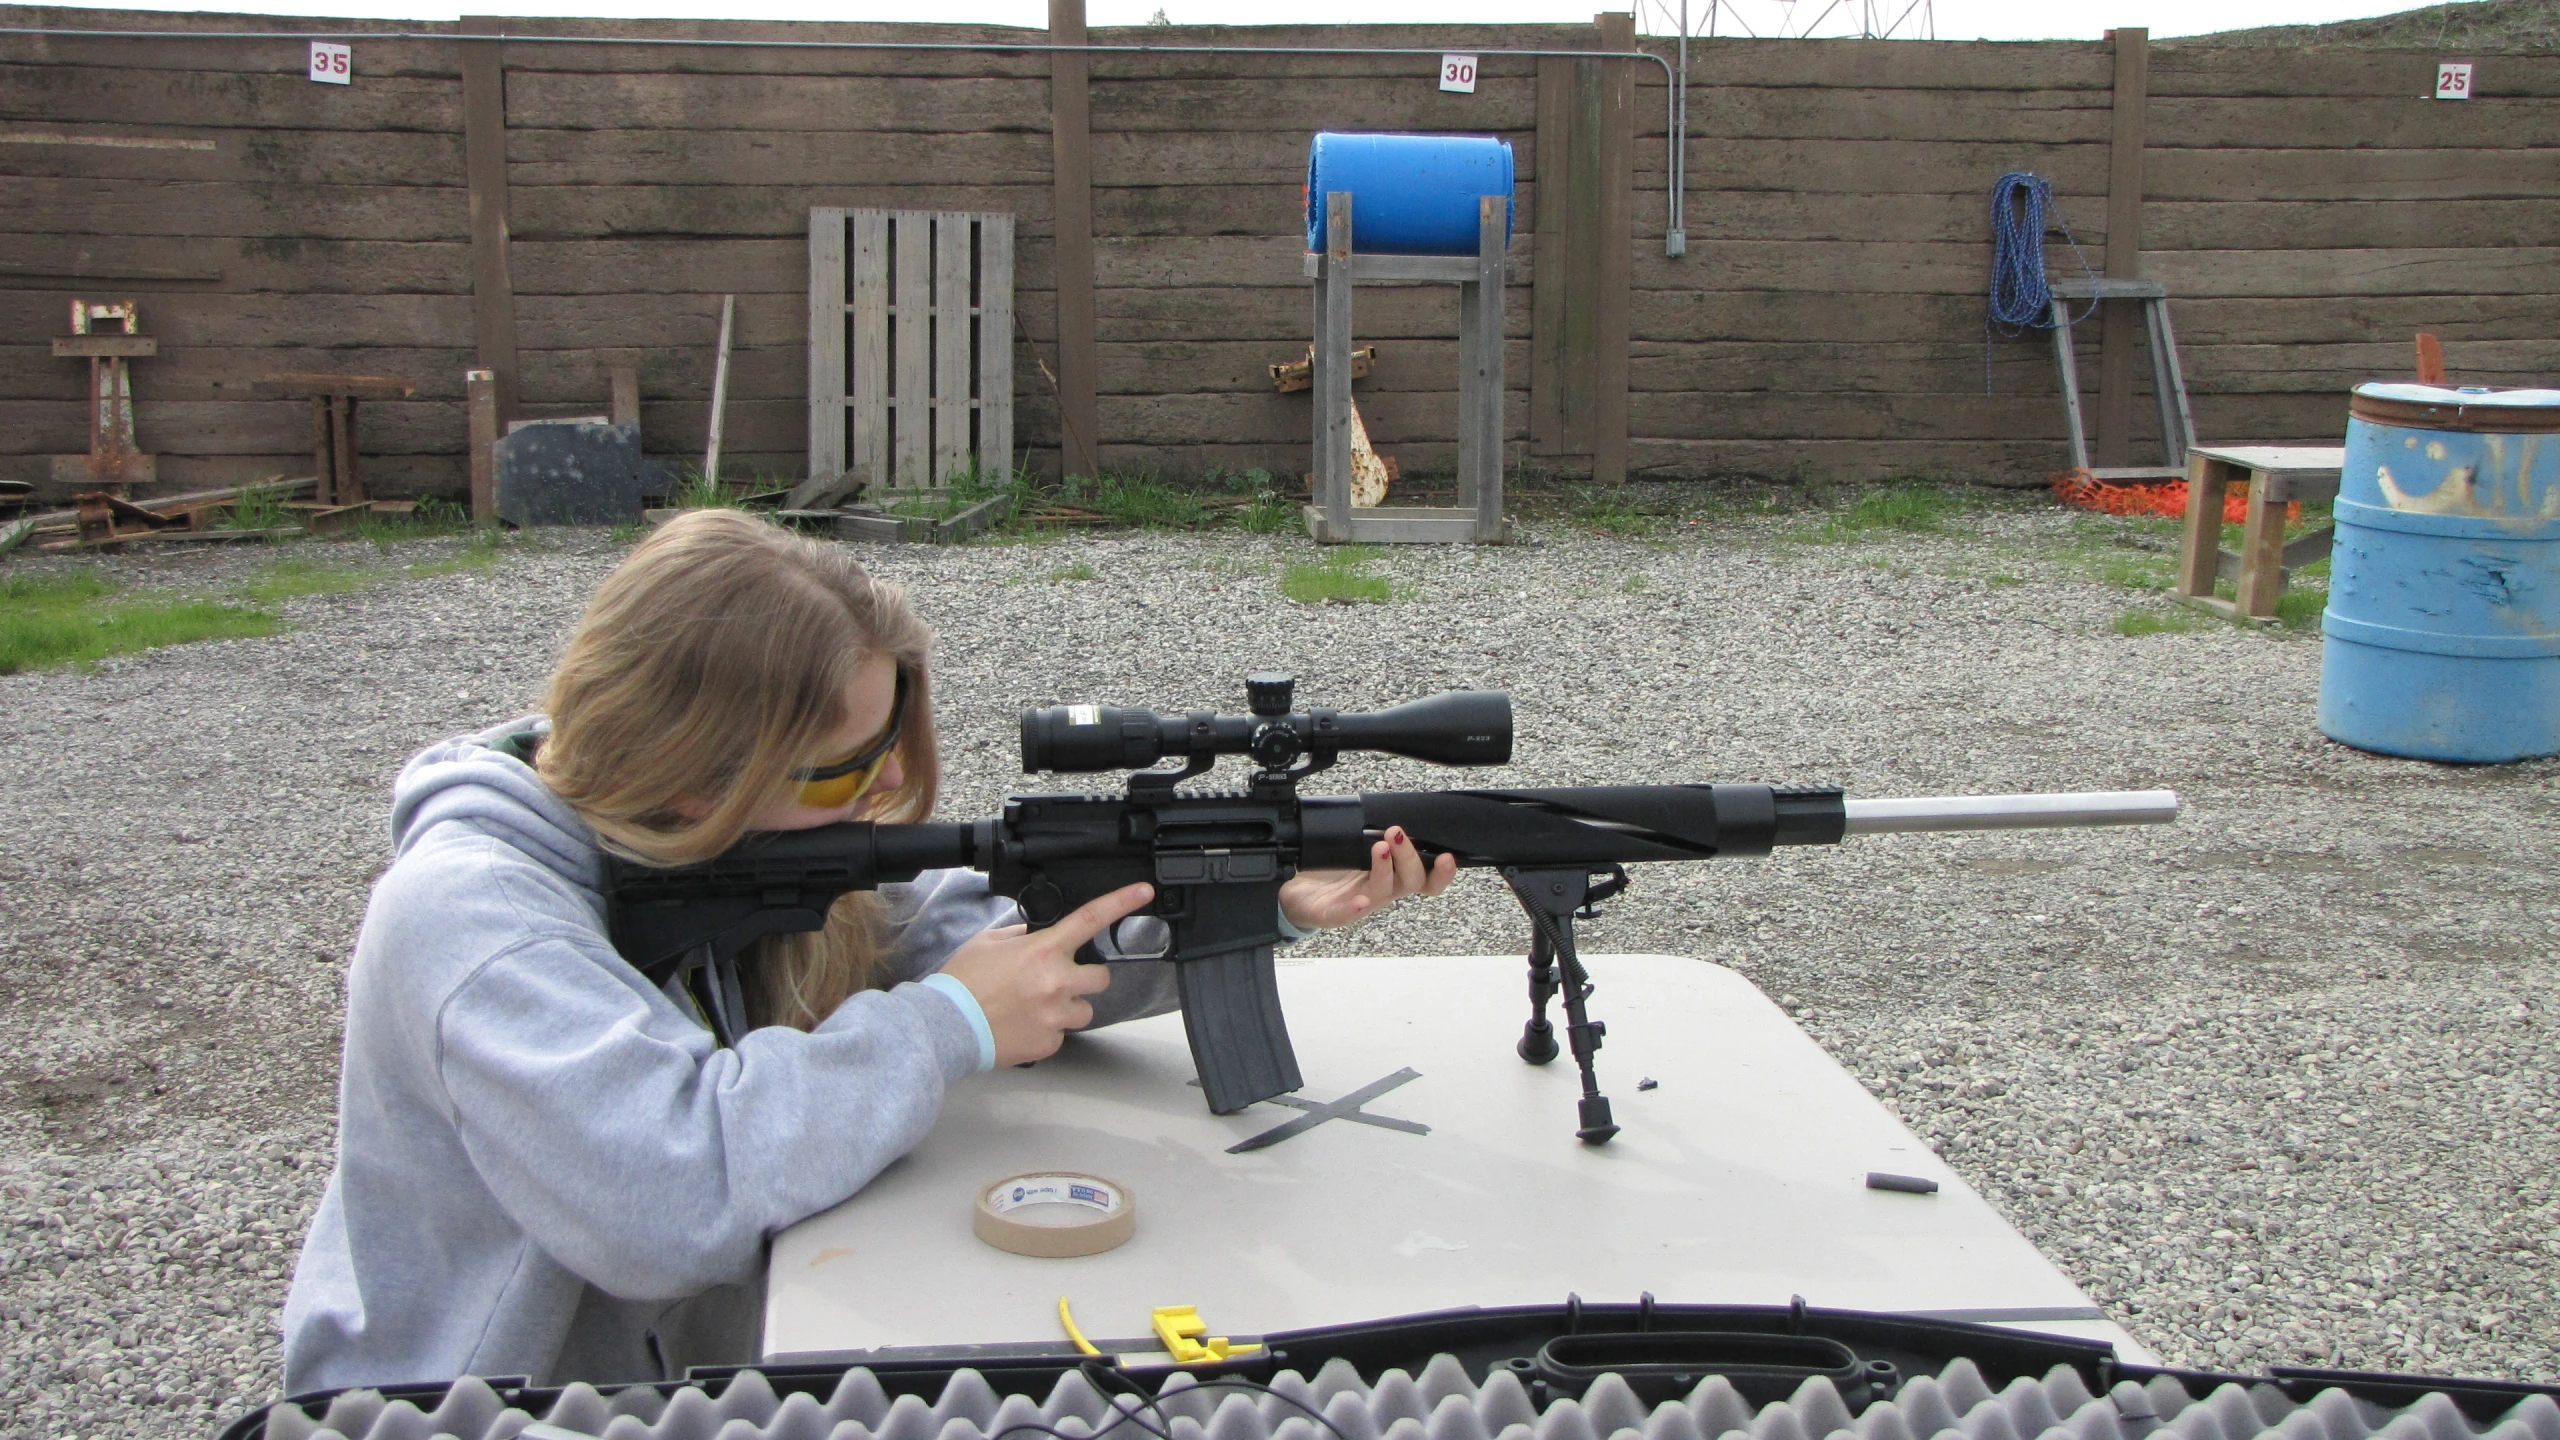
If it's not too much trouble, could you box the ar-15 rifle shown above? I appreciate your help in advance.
[606,675,2177,1143]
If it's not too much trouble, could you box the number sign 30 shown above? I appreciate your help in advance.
[1439,54,1478,94]
[310,41,352,85]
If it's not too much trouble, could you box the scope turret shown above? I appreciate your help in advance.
[1021,678,1512,775]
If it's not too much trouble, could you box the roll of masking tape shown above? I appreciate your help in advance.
[973,1173,1137,1258]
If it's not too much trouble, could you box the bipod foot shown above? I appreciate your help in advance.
[1502,865,1631,1145]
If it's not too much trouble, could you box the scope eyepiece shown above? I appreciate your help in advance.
[1021,679,1512,774]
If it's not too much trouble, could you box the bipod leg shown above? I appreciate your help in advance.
[1502,866,1626,1145]
[1517,925,1560,1065]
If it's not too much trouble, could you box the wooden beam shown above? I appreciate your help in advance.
[460,17,520,425]
[2096,26,2148,469]
[1049,0,1099,479]
[467,367,498,524]
[1594,11,1634,487]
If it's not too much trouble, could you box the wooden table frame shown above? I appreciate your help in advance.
[2173,445,2344,622]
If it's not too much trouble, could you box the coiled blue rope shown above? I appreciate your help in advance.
[1984,171,2096,391]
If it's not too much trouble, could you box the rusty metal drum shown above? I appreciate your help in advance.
[2317,383,2560,762]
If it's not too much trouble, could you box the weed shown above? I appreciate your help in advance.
[1053,472,1219,530]
[1281,546,1393,605]
[352,495,478,547]
[405,539,506,581]
[1048,561,1098,583]
[1621,573,1650,594]
[1573,489,1667,540]
[2275,587,2327,629]
[0,569,275,674]
[239,558,380,603]
[1988,572,2025,587]
[223,482,296,533]
[607,523,647,545]
[1231,469,1299,535]
[670,467,753,510]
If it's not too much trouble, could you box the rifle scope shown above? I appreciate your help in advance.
[1022,674,1511,774]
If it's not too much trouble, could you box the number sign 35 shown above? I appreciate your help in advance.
[1439,54,1478,94]
[310,41,352,85]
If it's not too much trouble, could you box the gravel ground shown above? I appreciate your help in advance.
[2,507,2554,1440]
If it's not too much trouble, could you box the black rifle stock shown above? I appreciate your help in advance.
[605,679,2178,1142]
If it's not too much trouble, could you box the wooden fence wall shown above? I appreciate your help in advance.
[5,6,2558,498]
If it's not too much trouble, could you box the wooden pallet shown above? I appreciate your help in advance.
[808,209,1015,494]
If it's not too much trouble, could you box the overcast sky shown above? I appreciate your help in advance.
[32,0,2438,45]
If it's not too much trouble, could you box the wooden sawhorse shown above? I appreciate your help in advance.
[2173,445,2344,623]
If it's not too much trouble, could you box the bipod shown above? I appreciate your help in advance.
[1502,864,1630,1145]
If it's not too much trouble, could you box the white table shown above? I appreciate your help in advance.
[766,954,2151,1365]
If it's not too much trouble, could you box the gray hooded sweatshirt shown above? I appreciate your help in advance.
[280,720,1173,1394]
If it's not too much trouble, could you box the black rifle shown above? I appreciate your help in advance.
[606,676,2177,1142]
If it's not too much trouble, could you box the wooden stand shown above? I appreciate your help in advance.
[50,299,157,494]
[251,373,418,507]
[1304,192,1510,545]
[2173,445,2344,623]
[2048,277,2196,481]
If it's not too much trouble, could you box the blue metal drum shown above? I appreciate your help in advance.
[2317,383,2560,762]
[1305,133,1515,256]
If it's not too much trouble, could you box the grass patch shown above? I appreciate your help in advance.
[350,495,476,547]
[1987,572,2025,587]
[1048,561,1098,583]
[1787,482,1982,543]
[1572,488,1670,540]
[668,467,755,510]
[239,557,381,603]
[1621,573,1650,594]
[1051,472,1219,530]
[404,532,508,581]
[1281,545,1394,605]
[2113,606,2209,637]
[0,571,276,674]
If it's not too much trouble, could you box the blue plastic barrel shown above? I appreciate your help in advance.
[1306,133,1514,256]
[2316,383,2560,762]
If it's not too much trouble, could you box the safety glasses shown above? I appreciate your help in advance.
[789,667,911,810]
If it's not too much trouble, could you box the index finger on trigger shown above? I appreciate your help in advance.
[1046,882,1157,952]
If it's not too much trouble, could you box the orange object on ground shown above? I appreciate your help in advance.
[2052,469,2295,524]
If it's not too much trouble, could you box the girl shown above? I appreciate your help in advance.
[280,510,1450,1394]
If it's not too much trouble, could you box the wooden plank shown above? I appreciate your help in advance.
[979,213,1016,479]
[1622,436,2110,480]
[2146,146,2560,201]
[0,28,460,77]
[461,16,520,425]
[891,211,931,487]
[0,399,466,456]
[1471,195,1507,539]
[1097,285,1532,343]
[932,213,972,485]
[0,128,464,186]
[506,235,1051,295]
[1637,138,2109,192]
[0,177,469,242]
[850,209,890,492]
[2147,48,2560,99]
[0,61,463,132]
[2148,94,2560,150]
[1659,85,2111,144]
[1673,38,2114,91]
[1051,0,1098,479]
[0,233,470,293]
[2146,198,2560,250]
[0,292,472,348]
[1627,240,2053,295]
[609,365,640,428]
[514,182,1053,238]
[2096,27,2148,470]
[1318,200,1353,535]
[704,292,735,483]
[509,129,1054,188]
[1087,76,1539,132]
[1594,12,1634,487]
[1091,131,1538,189]
[499,70,1050,133]
[808,206,847,481]
[2148,247,2560,298]
[1628,390,2350,442]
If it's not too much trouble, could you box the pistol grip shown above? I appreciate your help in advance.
[1177,944,1303,1114]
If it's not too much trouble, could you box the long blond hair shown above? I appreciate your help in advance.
[536,510,940,1030]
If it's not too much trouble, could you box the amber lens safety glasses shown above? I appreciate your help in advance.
[791,668,911,809]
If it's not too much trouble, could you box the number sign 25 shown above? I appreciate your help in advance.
[2435,62,2472,100]
[310,41,352,85]
[1439,54,1478,94]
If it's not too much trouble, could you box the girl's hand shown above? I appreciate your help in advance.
[1279,826,1456,931]
[940,882,1154,1066]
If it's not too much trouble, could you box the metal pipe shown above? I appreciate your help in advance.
[1842,790,2181,835]
[0,25,1688,251]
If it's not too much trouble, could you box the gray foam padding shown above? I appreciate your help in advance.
[257,1356,2560,1440]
